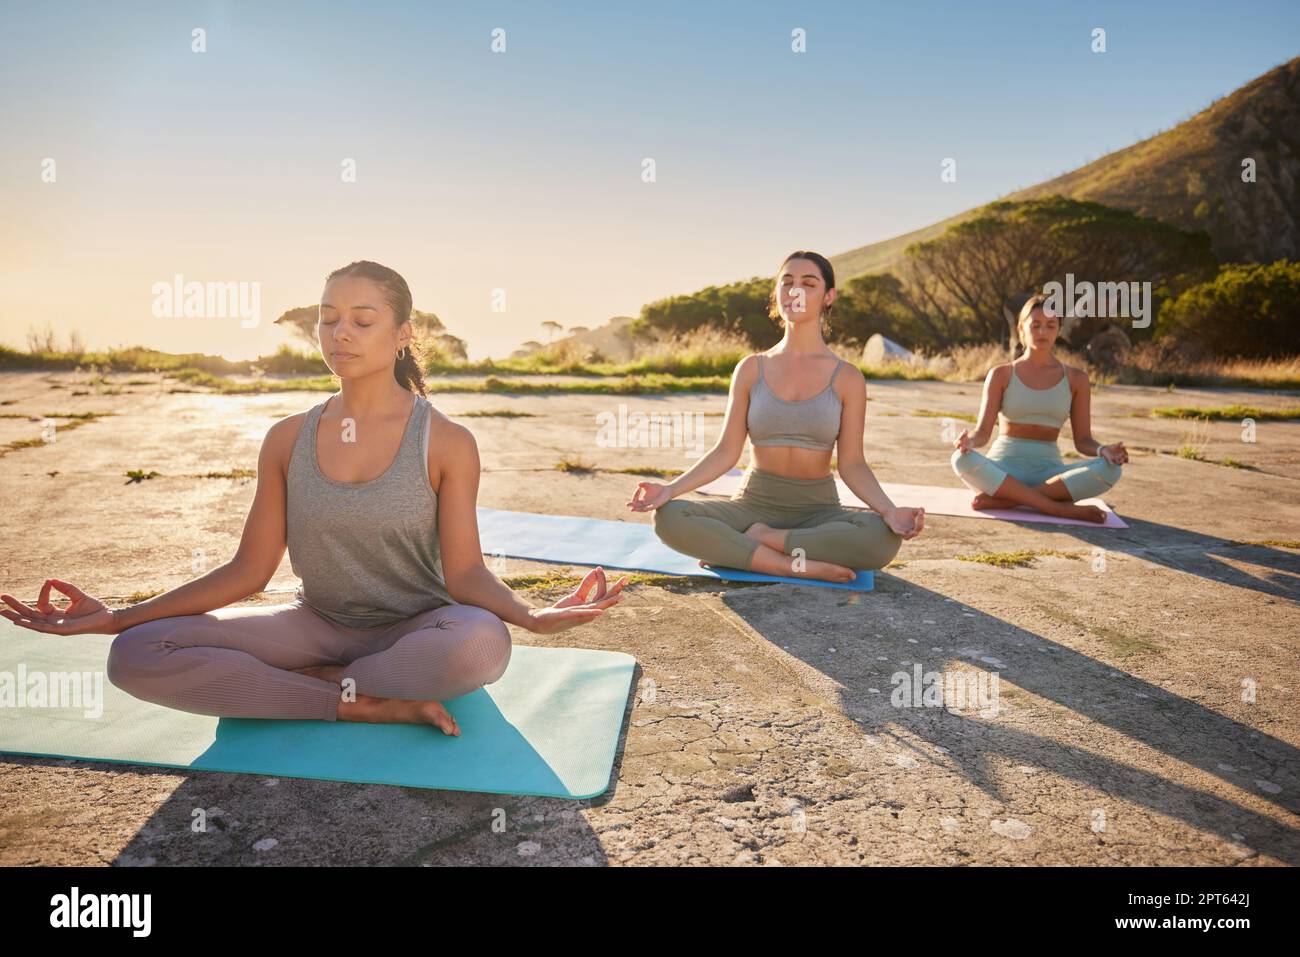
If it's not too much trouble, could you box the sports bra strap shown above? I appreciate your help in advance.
[828,358,846,388]
[756,354,845,391]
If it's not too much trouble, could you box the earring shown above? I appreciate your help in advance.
[396,346,409,360]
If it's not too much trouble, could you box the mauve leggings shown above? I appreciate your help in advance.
[105,598,513,721]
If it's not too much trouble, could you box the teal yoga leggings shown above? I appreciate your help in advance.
[653,467,902,571]
[951,436,1122,500]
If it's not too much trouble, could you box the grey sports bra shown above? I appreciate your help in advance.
[746,354,845,451]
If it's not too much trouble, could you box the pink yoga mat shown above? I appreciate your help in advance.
[696,468,1129,529]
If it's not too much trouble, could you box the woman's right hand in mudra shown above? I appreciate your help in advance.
[1,579,116,636]
[953,429,973,454]
[627,481,673,512]
[526,566,628,634]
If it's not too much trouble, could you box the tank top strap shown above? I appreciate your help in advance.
[401,395,430,469]
[306,394,328,426]
[828,358,847,389]
[296,395,330,460]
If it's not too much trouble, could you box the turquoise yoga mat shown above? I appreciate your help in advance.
[0,625,636,800]
[476,507,875,591]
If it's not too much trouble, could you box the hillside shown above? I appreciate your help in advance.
[519,57,1299,359]
[831,56,1300,281]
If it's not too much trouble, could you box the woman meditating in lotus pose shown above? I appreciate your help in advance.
[1,260,626,737]
[627,251,924,583]
[950,293,1128,523]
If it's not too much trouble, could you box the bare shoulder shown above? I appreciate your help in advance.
[1065,364,1091,388]
[429,406,478,467]
[734,353,762,382]
[724,353,761,395]
[261,410,308,471]
[269,409,308,439]
[836,358,867,396]
[429,404,471,442]
[987,362,1012,386]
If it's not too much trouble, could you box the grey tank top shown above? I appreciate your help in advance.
[746,354,845,451]
[286,391,453,629]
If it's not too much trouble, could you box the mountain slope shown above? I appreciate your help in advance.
[831,56,1300,281]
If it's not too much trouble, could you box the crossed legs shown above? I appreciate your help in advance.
[106,599,511,732]
[653,498,901,582]
[951,448,1121,523]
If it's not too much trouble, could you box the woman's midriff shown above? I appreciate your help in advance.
[751,445,835,480]
[1002,423,1061,442]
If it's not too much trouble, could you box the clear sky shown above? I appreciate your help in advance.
[1,0,1296,360]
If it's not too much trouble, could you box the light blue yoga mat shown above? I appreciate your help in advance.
[0,625,636,800]
[476,507,874,591]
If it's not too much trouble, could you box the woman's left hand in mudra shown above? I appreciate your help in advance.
[884,506,925,540]
[526,566,629,634]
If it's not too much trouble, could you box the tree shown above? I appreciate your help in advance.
[637,277,776,347]
[272,306,467,358]
[902,196,1217,350]
[1157,260,1300,357]
[827,273,911,346]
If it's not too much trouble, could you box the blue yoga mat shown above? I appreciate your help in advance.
[0,625,636,800]
[476,507,874,591]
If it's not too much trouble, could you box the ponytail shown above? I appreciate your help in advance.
[394,342,428,396]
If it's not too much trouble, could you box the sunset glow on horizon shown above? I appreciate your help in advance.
[3,0,1297,361]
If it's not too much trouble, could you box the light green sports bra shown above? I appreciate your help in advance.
[998,364,1073,430]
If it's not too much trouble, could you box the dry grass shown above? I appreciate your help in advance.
[957,549,1085,569]
[1151,404,1300,421]
[5,333,1299,391]
[1114,345,1300,389]
[1175,416,1213,461]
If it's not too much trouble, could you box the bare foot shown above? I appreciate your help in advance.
[1055,502,1106,523]
[726,551,859,583]
[412,700,460,736]
[971,493,1017,510]
[742,521,788,551]
[972,494,1105,524]
[341,694,460,735]
[796,559,857,583]
[294,664,460,736]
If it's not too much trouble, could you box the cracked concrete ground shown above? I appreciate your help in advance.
[1,369,1297,865]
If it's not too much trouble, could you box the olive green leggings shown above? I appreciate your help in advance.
[653,467,902,571]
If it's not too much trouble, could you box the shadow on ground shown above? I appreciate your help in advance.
[721,569,1300,864]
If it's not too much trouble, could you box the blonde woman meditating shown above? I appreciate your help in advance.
[950,293,1128,522]
[627,251,924,583]
[2,260,627,737]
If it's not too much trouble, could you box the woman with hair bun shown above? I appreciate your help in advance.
[2,260,627,736]
[950,293,1128,522]
[629,251,925,584]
